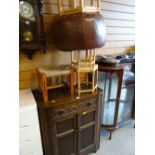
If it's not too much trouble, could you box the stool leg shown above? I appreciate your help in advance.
[77,71,80,96]
[86,72,89,85]
[42,73,48,102]
[70,67,74,96]
[95,68,98,92]
[92,70,95,94]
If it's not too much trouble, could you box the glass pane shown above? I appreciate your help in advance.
[98,72,118,125]
[98,67,135,126]
[117,67,135,124]
[98,71,105,90]
[117,86,134,123]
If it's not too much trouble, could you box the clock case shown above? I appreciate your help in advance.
[19,0,46,59]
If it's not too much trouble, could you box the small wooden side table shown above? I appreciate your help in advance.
[98,64,124,139]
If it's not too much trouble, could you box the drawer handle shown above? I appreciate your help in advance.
[82,111,87,115]
[71,105,78,109]
[86,102,92,107]
[57,109,65,115]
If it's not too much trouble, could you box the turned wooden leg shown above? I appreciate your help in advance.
[70,67,74,96]
[42,73,48,102]
[77,71,80,96]
[95,67,98,93]
[92,71,95,95]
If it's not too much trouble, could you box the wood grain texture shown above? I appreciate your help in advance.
[43,14,58,23]
[19,0,135,90]
[20,79,38,90]
[44,3,59,14]
[36,90,101,155]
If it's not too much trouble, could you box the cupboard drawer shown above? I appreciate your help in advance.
[80,97,97,109]
[48,105,71,120]
[47,98,97,121]
[19,109,38,127]
[80,110,96,127]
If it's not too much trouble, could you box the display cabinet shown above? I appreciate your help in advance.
[98,65,123,139]
[97,64,134,139]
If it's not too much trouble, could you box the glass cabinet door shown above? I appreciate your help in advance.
[98,72,118,126]
[98,68,134,128]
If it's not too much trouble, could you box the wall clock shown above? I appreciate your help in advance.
[19,0,46,59]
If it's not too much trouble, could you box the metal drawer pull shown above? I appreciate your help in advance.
[71,105,78,109]
[82,111,87,115]
[57,109,65,115]
[86,102,92,107]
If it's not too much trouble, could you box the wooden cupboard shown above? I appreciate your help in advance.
[33,89,102,155]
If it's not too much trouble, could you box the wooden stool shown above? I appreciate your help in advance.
[71,49,98,96]
[57,0,100,16]
[37,66,74,102]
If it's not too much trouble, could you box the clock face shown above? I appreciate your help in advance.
[19,1,35,21]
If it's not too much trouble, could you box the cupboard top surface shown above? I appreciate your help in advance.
[32,88,102,109]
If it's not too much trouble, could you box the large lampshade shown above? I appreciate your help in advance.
[53,13,106,51]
